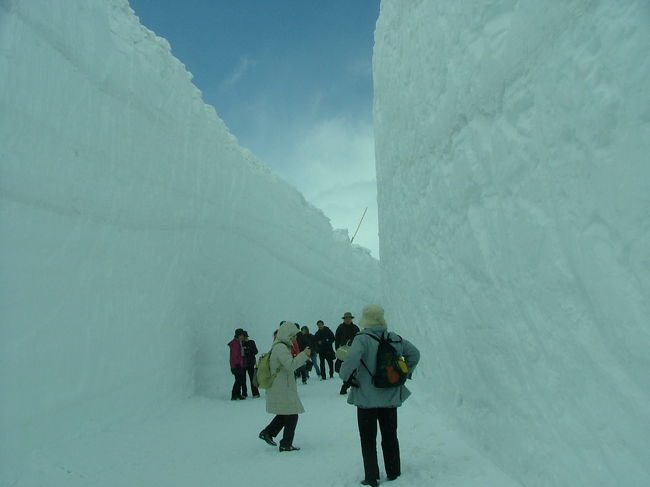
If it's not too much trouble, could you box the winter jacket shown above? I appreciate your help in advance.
[339,326,420,408]
[296,332,314,351]
[242,339,258,367]
[335,322,360,349]
[313,326,335,357]
[266,322,310,415]
[228,338,245,369]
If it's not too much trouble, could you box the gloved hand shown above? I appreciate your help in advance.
[335,345,349,361]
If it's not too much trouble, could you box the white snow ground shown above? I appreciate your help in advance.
[7,376,521,487]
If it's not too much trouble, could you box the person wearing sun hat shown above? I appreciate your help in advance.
[335,312,360,394]
[339,305,420,487]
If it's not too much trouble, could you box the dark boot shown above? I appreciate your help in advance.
[279,445,300,452]
[259,431,277,446]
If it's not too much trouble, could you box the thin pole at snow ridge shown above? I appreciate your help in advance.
[350,207,368,244]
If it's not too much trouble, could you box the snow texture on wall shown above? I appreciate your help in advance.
[374,1,650,486]
[0,0,378,481]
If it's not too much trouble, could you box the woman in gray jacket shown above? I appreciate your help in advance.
[258,321,311,451]
[339,305,420,487]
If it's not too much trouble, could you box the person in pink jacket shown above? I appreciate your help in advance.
[228,328,247,400]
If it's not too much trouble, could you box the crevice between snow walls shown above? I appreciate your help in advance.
[0,0,379,482]
[373,1,650,486]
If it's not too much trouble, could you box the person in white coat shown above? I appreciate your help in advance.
[258,321,311,451]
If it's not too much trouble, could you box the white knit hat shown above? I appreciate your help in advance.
[359,304,387,329]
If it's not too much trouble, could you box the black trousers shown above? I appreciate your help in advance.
[319,354,334,379]
[357,407,400,481]
[336,359,351,393]
[242,365,259,397]
[335,358,343,373]
[231,367,247,399]
[262,414,298,448]
[295,364,308,382]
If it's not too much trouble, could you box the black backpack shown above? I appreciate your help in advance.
[361,332,409,388]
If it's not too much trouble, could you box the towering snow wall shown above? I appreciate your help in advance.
[374,1,650,486]
[0,0,378,481]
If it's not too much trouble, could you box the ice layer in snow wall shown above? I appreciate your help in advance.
[0,0,378,481]
[374,1,650,486]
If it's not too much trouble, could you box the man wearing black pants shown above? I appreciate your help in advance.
[241,331,260,397]
[314,320,335,379]
[338,305,420,487]
[358,408,400,482]
[335,312,360,394]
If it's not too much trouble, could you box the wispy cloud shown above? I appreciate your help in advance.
[217,102,379,257]
[220,56,256,89]
[290,118,376,186]
[282,118,379,258]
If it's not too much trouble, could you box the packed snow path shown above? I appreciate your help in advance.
[19,378,520,487]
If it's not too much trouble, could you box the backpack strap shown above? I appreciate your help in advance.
[363,333,381,343]
[360,331,403,343]
[360,359,373,377]
[269,342,290,372]
[359,332,382,377]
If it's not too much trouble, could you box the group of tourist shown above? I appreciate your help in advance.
[228,305,421,487]
[227,312,362,400]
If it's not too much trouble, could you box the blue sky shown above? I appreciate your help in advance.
[129,0,381,257]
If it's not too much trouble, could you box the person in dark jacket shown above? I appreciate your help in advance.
[241,330,259,398]
[313,320,335,379]
[227,328,248,400]
[296,325,317,384]
[335,312,360,394]
[339,305,420,487]
[298,324,320,376]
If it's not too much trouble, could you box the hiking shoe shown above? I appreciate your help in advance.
[259,432,277,446]
[360,480,378,487]
[279,445,300,452]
